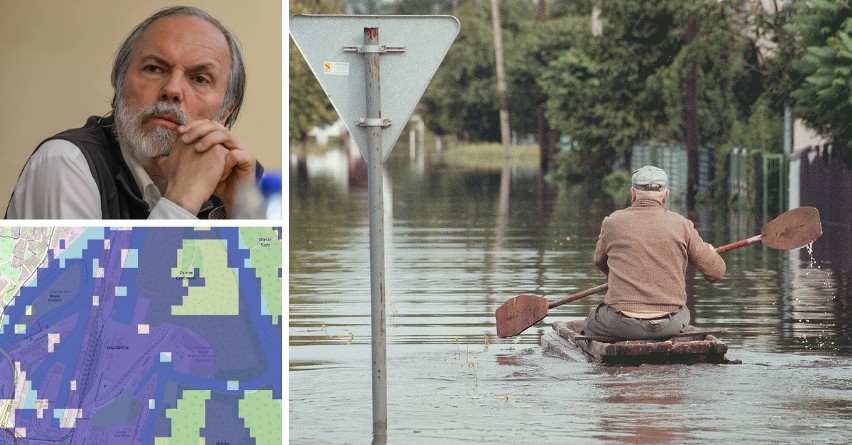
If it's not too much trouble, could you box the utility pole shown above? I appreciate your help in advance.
[685,19,700,215]
[491,0,512,251]
[490,0,512,165]
[536,0,552,174]
[783,0,797,210]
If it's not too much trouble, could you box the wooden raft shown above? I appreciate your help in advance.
[541,320,732,365]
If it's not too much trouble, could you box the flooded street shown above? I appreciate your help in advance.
[289,147,851,444]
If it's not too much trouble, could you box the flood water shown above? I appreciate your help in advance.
[289,146,851,444]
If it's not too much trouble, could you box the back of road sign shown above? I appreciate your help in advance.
[289,15,460,161]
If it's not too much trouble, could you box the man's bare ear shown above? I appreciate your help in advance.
[218,106,235,126]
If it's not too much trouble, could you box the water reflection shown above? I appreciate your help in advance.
[782,252,850,352]
[290,147,851,354]
[289,146,852,444]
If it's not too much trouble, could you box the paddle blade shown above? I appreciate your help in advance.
[761,206,822,250]
[495,294,549,338]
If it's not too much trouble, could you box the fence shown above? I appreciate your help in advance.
[797,144,851,268]
[727,148,788,224]
[757,153,788,224]
[629,144,791,222]
[631,143,713,207]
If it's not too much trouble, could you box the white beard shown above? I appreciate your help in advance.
[114,97,188,165]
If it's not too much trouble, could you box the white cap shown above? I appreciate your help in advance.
[632,166,667,191]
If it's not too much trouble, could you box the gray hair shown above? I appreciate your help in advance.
[633,188,669,201]
[110,6,246,128]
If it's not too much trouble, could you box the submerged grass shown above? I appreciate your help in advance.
[442,143,539,170]
[290,138,541,171]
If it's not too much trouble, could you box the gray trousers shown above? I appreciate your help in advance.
[582,303,690,341]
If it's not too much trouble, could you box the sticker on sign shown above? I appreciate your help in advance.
[323,61,349,76]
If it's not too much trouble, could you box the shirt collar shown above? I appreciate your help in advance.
[632,197,666,207]
[119,144,162,211]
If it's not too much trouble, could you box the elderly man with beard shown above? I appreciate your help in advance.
[6,6,259,219]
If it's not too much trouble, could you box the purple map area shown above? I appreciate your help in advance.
[0,227,282,444]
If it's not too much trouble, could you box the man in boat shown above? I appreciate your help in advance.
[6,6,259,219]
[582,165,726,341]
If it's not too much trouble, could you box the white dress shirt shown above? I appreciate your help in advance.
[6,139,197,219]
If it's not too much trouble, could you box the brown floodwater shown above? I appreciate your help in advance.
[289,147,851,444]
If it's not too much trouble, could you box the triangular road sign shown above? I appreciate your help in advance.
[290,15,460,161]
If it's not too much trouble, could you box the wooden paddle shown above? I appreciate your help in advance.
[495,206,823,338]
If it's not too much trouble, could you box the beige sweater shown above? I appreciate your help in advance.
[594,198,726,313]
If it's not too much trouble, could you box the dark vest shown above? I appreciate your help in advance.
[9,115,252,219]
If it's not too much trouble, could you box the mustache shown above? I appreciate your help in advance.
[138,102,188,126]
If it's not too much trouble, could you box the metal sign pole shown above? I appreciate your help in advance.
[289,16,459,442]
[362,26,388,440]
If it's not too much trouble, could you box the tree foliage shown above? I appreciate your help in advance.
[289,0,342,142]
[420,0,535,141]
[292,0,849,175]
[508,14,587,138]
[536,0,784,179]
[655,2,770,148]
[386,0,456,15]
[344,0,384,14]
[539,0,684,176]
[788,0,852,148]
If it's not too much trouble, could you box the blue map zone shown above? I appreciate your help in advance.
[0,227,282,444]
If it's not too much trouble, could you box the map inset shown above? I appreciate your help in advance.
[0,227,282,444]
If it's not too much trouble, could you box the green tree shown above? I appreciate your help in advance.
[508,14,587,138]
[289,0,342,144]
[659,2,771,147]
[539,0,777,181]
[747,1,800,112]
[788,0,852,149]
[387,0,456,15]
[539,0,684,178]
[548,0,595,17]
[420,0,535,141]
[344,0,385,14]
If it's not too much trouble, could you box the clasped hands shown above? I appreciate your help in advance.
[155,119,256,217]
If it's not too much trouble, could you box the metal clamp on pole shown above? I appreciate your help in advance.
[343,44,406,54]
[356,117,392,127]
[290,16,461,442]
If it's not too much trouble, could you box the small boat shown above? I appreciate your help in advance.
[541,320,736,365]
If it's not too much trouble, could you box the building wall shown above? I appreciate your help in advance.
[793,119,829,152]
